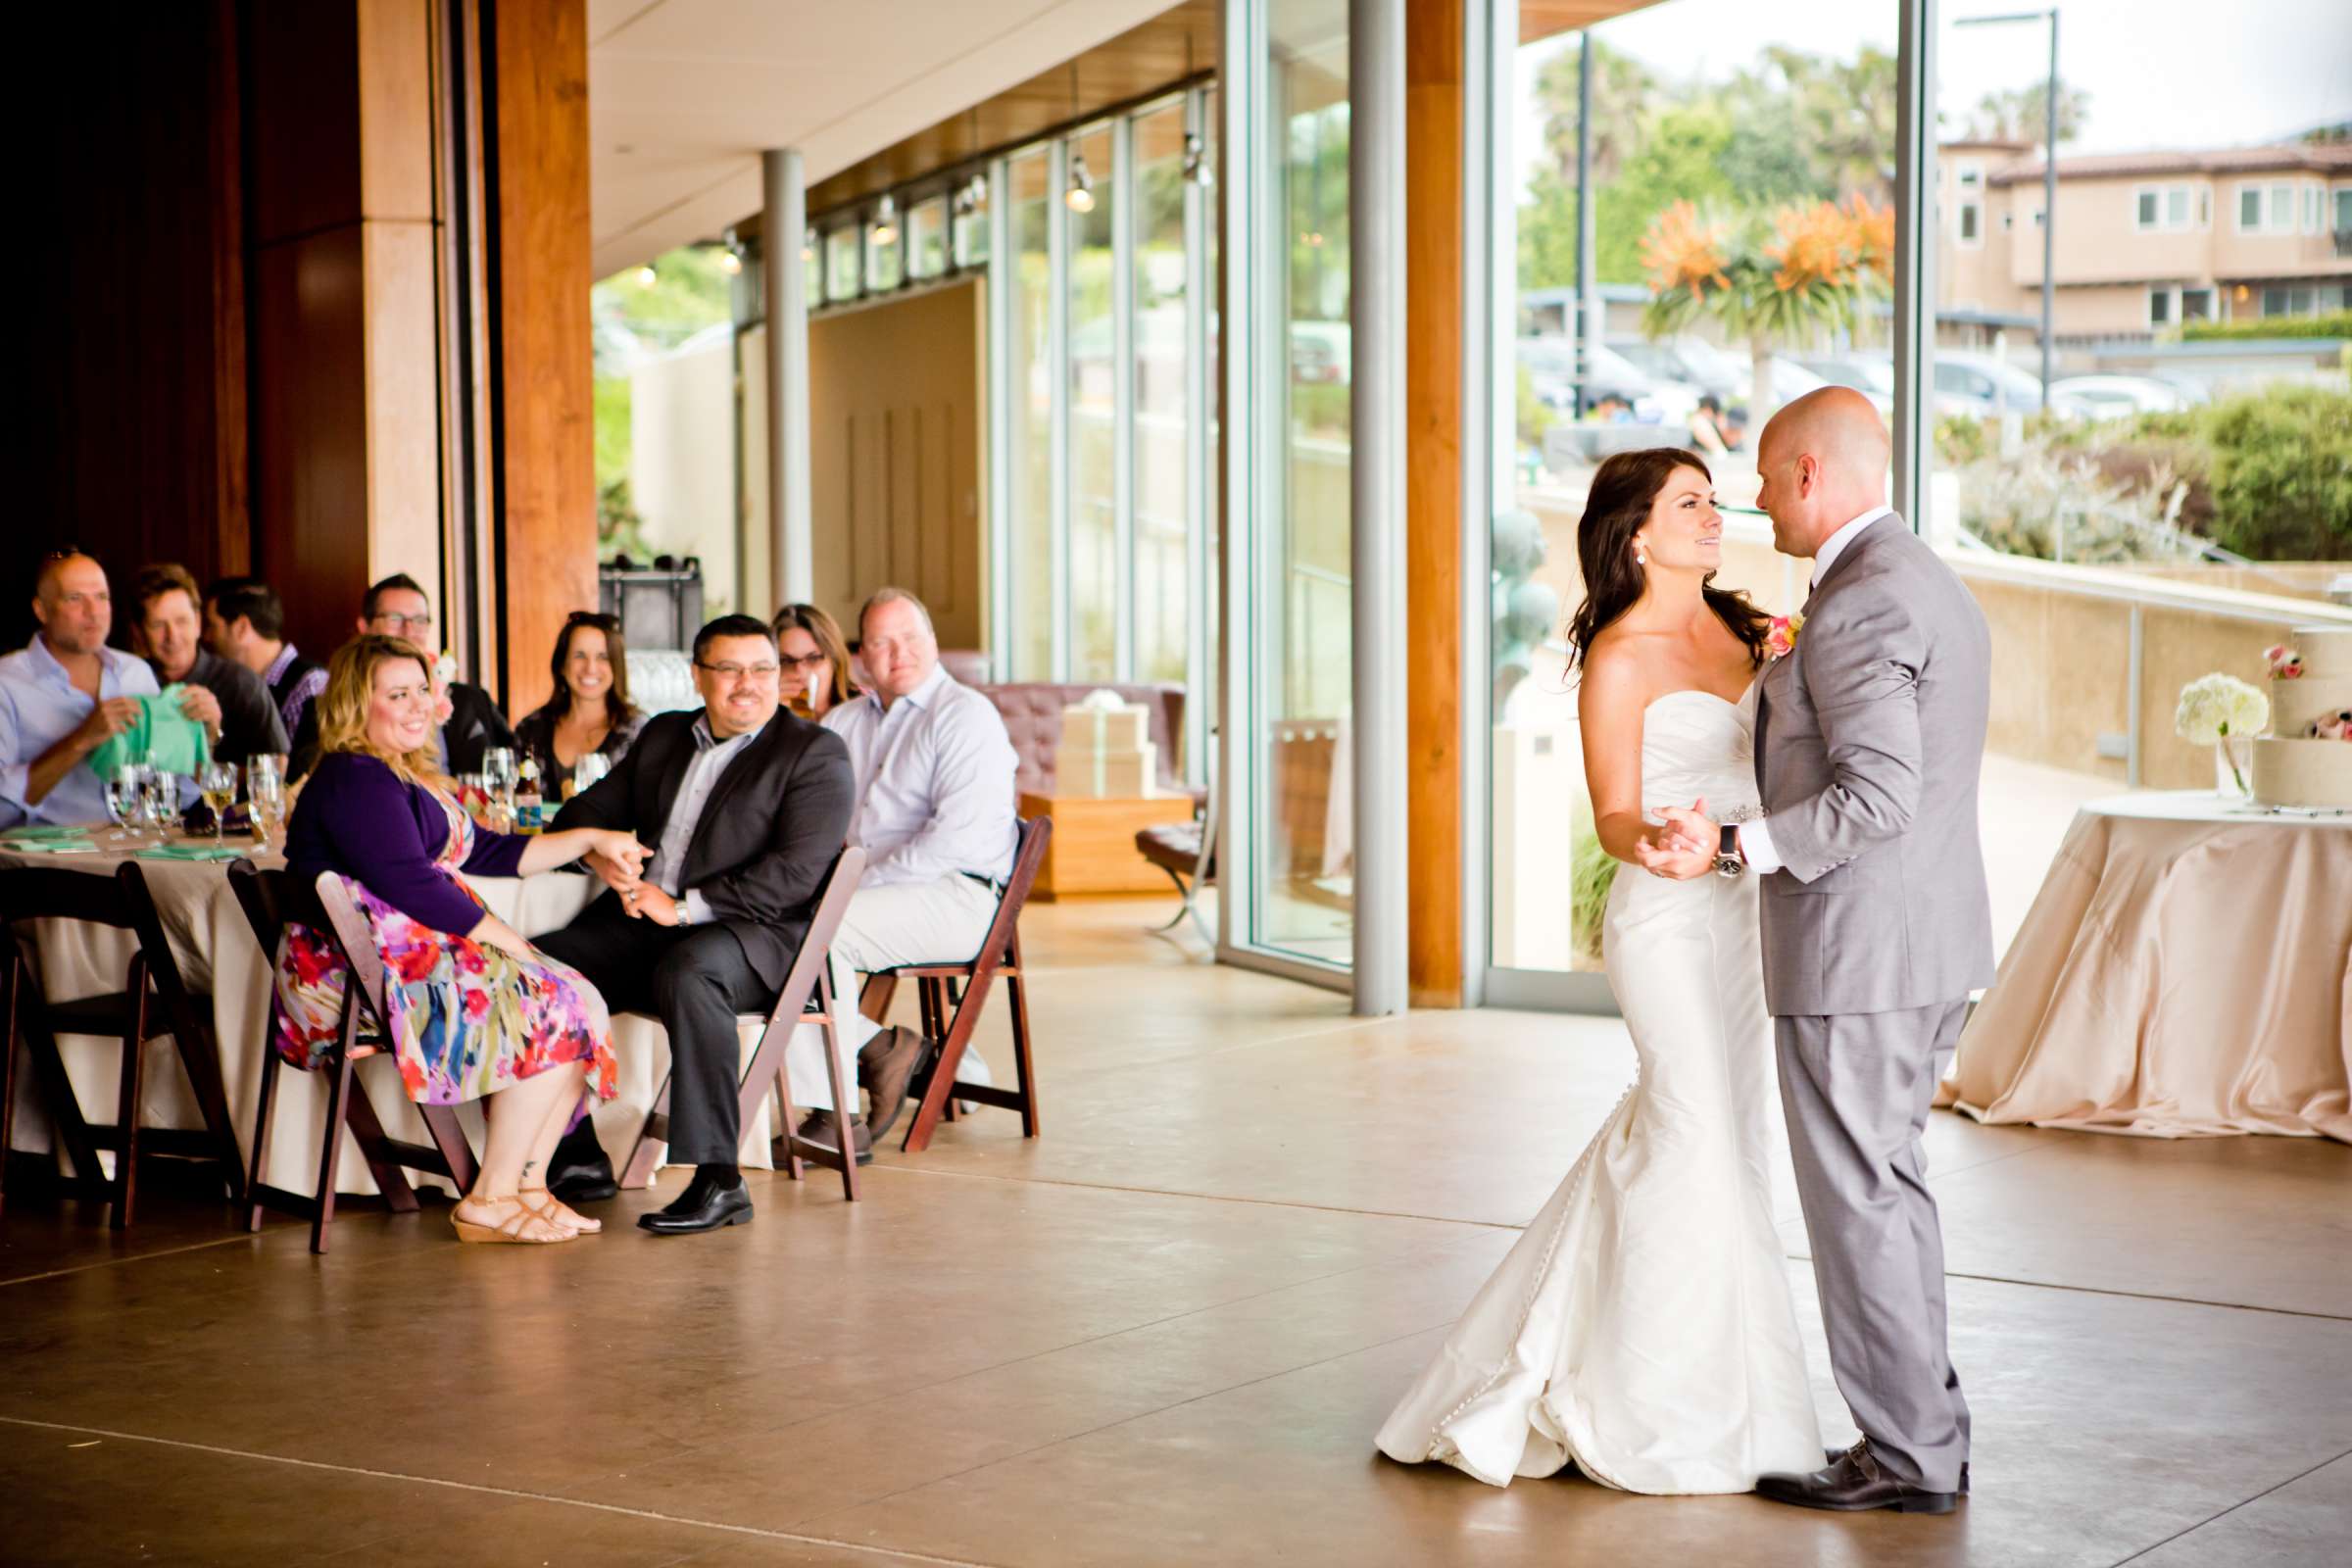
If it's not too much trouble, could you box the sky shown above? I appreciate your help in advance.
[1512,0,2352,192]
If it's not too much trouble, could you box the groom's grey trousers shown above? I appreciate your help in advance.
[1776,1003,1972,1494]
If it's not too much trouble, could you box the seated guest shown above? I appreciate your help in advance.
[205,575,326,745]
[276,635,649,1244]
[0,551,161,828]
[513,611,645,796]
[134,564,288,767]
[793,587,1020,1163]
[771,603,861,721]
[290,574,516,776]
[534,613,856,1235]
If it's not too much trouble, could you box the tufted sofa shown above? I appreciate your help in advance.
[971,681,1192,800]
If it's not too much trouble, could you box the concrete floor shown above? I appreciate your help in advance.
[3,896,2348,1567]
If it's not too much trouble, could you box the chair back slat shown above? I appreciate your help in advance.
[982,817,1051,962]
[313,874,395,1037]
[0,864,138,930]
[759,847,865,1030]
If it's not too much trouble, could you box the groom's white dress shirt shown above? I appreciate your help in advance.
[1737,504,1894,876]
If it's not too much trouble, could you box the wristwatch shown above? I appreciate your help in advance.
[1713,822,1746,879]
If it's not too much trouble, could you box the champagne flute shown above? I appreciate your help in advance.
[140,766,180,841]
[248,768,286,851]
[482,747,519,832]
[571,751,612,801]
[199,760,240,848]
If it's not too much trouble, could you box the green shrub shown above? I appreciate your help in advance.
[2192,385,2352,560]
[1569,793,1619,966]
[2179,311,2352,343]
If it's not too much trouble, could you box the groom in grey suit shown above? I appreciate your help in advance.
[1648,387,1992,1515]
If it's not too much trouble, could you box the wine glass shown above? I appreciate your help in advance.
[248,752,287,797]
[248,766,286,851]
[481,748,519,832]
[199,760,240,848]
[139,766,180,841]
[104,765,145,844]
[571,751,612,800]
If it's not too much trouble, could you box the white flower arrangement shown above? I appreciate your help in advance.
[2174,673,2268,748]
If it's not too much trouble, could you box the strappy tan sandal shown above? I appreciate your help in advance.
[520,1187,601,1234]
[451,1192,575,1245]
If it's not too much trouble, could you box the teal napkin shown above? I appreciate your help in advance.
[2,824,94,843]
[133,842,244,862]
[12,835,100,855]
[86,685,213,779]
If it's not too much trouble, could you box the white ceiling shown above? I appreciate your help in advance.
[588,0,1174,280]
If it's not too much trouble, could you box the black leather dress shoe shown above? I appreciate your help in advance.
[1824,1446,1967,1495]
[860,1027,933,1143]
[545,1121,618,1203]
[794,1110,873,1166]
[1759,1443,1956,1514]
[637,1173,753,1235]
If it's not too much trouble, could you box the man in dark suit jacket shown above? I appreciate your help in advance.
[535,613,856,1235]
[284,572,517,778]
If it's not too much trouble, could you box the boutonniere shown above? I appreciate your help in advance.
[2265,644,2303,679]
[1764,613,1804,662]
[435,650,459,685]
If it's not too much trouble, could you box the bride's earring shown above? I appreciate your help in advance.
[1635,545,1647,566]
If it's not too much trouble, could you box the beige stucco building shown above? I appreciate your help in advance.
[1936,138,2352,342]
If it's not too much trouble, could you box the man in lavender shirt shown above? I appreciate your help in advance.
[792,587,1019,1162]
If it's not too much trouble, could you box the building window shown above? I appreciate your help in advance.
[825,225,860,302]
[2180,286,2215,322]
[1958,201,1981,244]
[2261,284,2315,317]
[2268,183,2293,230]
[2147,287,2172,327]
[2238,184,2263,230]
[2134,184,2191,232]
[1955,161,1983,247]
[2197,186,2211,228]
[2336,187,2352,235]
[2305,185,2325,234]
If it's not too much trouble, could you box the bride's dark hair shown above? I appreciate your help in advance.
[1562,447,1772,675]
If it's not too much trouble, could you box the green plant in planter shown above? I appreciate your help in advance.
[1569,792,1620,966]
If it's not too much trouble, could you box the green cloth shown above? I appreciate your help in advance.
[133,842,243,862]
[86,684,213,779]
[11,834,99,855]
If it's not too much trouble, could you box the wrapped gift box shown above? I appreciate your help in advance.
[1060,741,1158,800]
[1059,692,1151,754]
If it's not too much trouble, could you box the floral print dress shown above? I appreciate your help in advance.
[272,785,617,1105]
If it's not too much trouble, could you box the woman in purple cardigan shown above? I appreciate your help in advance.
[276,635,651,1245]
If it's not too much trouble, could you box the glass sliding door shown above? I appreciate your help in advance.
[1067,125,1120,681]
[1226,0,1354,976]
[1134,100,1193,688]
[1005,149,1057,680]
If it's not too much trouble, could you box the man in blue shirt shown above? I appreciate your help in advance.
[0,552,162,828]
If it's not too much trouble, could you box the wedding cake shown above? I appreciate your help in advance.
[2250,627,2352,808]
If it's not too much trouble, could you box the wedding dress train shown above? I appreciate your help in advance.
[1375,683,1822,1493]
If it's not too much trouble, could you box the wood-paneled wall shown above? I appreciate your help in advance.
[1406,0,1466,1004]
[13,1,247,651]
[487,0,597,709]
[808,283,987,652]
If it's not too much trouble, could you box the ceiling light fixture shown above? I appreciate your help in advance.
[1183,132,1212,189]
[718,244,742,275]
[1065,154,1095,214]
[872,193,899,246]
[635,263,657,287]
[802,227,816,264]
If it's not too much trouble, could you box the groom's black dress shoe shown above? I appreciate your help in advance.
[1759,1442,1956,1514]
[546,1121,618,1203]
[637,1172,753,1234]
[1825,1446,1968,1495]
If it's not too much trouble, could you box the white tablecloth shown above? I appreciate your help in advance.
[1944,791,2352,1142]
[4,841,782,1197]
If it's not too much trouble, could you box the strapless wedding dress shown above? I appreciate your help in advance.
[1376,681,1822,1493]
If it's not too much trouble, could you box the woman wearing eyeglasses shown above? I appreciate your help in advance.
[513,612,646,797]
[770,603,861,720]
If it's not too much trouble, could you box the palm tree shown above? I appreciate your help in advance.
[1639,195,1893,415]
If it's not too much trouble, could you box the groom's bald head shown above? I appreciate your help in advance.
[1755,387,1891,560]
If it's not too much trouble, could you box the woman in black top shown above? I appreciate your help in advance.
[512,612,645,798]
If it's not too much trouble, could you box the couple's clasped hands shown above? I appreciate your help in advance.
[581,833,677,922]
[1633,798,1719,881]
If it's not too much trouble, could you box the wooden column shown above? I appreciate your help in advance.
[1404,0,1465,1004]
[486,0,596,710]
[245,0,443,663]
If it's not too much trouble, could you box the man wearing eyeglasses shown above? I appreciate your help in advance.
[286,573,516,777]
[534,613,856,1235]
[1,551,164,828]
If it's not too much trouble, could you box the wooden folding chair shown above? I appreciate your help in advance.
[861,817,1049,1154]
[0,863,243,1226]
[226,861,479,1253]
[618,847,867,1201]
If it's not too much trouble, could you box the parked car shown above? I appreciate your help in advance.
[1290,321,1350,385]
[1607,335,1746,403]
[2048,373,2194,420]
[1516,336,1697,426]
[1931,350,2045,416]
[1796,352,1896,401]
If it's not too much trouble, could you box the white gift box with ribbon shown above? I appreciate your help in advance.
[1058,689,1156,798]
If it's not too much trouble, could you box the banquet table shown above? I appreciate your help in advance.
[2,832,785,1199]
[1942,791,2352,1143]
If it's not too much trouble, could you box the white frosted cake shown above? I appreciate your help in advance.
[2250,626,2352,808]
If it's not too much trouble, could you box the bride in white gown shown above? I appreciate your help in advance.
[1376,448,1822,1494]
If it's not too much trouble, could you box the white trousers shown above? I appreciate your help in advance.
[787,872,1002,1112]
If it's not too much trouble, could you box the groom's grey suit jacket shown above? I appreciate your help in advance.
[1754,514,1995,1017]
